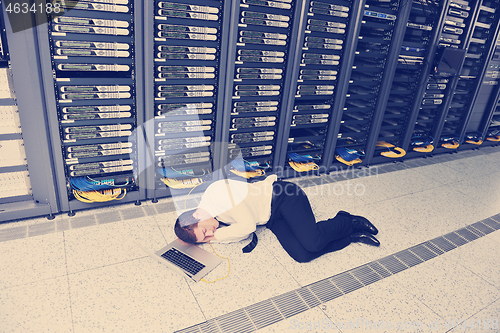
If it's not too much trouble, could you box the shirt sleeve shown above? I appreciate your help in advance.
[211,201,257,243]
[212,223,256,243]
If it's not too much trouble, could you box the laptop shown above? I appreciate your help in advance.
[134,238,223,282]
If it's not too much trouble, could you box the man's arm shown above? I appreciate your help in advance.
[213,222,257,243]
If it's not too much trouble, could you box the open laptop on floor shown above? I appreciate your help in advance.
[135,239,223,282]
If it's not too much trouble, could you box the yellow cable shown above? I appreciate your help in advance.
[163,177,205,189]
[487,135,500,142]
[466,139,483,145]
[73,188,126,203]
[413,144,433,153]
[442,141,460,149]
[335,155,362,166]
[376,141,395,148]
[288,161,319,172]
[183,182,202,211]
[230,168,265,179]
[201,242,230,283]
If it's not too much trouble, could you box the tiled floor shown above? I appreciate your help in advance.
[1,147,500,333]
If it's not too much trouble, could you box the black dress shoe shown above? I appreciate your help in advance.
[350,232,380,247]
[351,215,379,235]
[339,211,378,235]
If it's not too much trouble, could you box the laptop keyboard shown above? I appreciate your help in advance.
[161,248,206,276]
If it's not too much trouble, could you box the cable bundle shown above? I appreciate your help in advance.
[440,135,460,149]
[73,188,127,203]
[335,147,363,166]
[70,176,129,192]
[230,168,266,179]
[162,177,205,189]
[229,159,269,179]
[70,176,130,203]
[465,132,483,145]
[411,135,434,152]
[376,142,406,158]
[486,130,500,142]
[288,153,319,172]
[157,167,206,178]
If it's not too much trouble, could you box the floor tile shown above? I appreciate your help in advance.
[352,167,443,204]
[187,239,301,320]
[412,163,468,185]
[360,186,496,239]
[443,234,500,289]
[446,172,500,212]
[463,298,500,332]
[64,216,166,274]
[390,254,500,323]
[0,233,66,289]
[437,155,500,179]
[0,276,73,333]
[486,229,500,244]
[322,276,441,333]
[69,258,205,333]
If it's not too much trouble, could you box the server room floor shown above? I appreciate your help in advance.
[1,147,500,333]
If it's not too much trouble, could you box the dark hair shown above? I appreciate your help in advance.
[174,209,200,243]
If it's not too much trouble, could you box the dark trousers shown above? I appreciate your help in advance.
[266,181,353,263]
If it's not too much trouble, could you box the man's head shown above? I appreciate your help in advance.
[174,208,219,243]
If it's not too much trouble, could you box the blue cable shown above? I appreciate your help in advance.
[157,167,206,178]
[466,131,483,140]
[70,177,119,191]
[412,134,434,146]
[288,153,312,163]
[231,159,269,172]
[335,147,364,162]
[441,134,461,144]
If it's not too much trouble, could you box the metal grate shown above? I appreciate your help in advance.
[455,228,480,242]
[330,272,364,294]
[368,261,392,278]
[483,218,500,230]
[442,232,468,247]
[307,280,342,303]
[394,250,424,267]
[421,241,444,255]
[409,244,438,261]
[272,291,308,318]
[350,265,382,286]
[216,310,254,333]
[245,300,283,330]
[470,221,495,235]
[378,256,408,274]
[429,236,457,252]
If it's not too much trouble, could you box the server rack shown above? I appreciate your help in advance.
[276,0,365,177]
[456,2,500,149]
[146,0,233,201]
[369,0,443,164]
[432,0,500,153]
[221,0,305,179]
[409,0,478,156]
[480,34,500,147]
[326,0,412,169]
[35,0,146,214]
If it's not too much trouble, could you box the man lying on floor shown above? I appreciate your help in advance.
[174,174,380,263]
